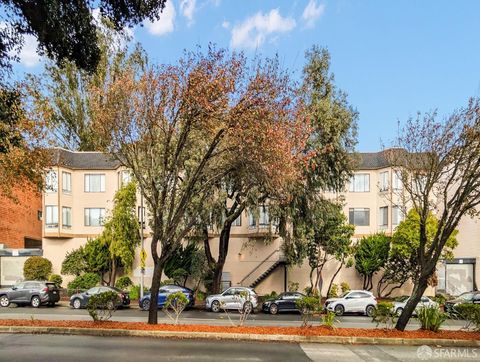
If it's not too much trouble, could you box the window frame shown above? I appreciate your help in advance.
[84,207,106,226]
[62,206,72,228]
[45,205,59,228]
[348,208,370,226]
[379,171,389,192]
[379,206,388,227]
[45,170,58,193]
[62,171,72,193]
[84,174,106,193]
[349,173,370,193]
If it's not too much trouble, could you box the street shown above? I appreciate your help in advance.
[0,303,467,330]
[0,334,477,361]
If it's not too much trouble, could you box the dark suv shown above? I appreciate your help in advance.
[0,281,60,308]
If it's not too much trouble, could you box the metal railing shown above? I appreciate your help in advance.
[239,249,284,287]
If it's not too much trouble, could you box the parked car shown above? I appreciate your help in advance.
[393,296,438,316]
[70,286,130,309]
[325,290,377,316]
[262,292,305,315]
[444,291,480,315]
[0,281,60,308]
[139,284,195,311]
[206,287,258,313]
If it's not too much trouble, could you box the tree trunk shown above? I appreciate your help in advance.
[327,261,343,297]
[211,222,232,294]
[395,275,429,331]
[110,258,117,287]
[148,259,164,324]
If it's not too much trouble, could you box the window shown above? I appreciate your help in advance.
[121,170,132,185]
[379,206,388,227]
[248,211,256,227]
[84,174,105,192]
[45,171,58,192]
[393,171,403,190]
[259,205,269,226]
[349,174,370,192]
[24,238,42,249]
[392,206,404,226]
[37,210,42,221]
[62,207,72,228]
[379,171,389,191]
[233,214,242,226]
[84,208,105,226]
[348,208,370,226]
[62,172,71,193]
[45,205,58,227]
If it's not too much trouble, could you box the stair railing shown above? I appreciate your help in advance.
[239,249,282,286]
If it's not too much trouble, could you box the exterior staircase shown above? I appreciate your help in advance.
[239,249,286,288]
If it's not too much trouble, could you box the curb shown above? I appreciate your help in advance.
[0,326,478,347]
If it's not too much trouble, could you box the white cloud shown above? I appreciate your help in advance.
[180,0,196,24]
[302,0,325,28]
[146,0,176,36]
[221,20,230,29]
[18,34,41,67]
[231,9,296,50]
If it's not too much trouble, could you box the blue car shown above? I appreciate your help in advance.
[139,284,195,311]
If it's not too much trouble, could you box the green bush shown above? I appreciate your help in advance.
[372,301,396,329]
[328,284,338,298]
[67,273,100,291]
[417,305,448,332]
[455,304,480,331]
[160,279,174,287]
[48,274,63,287]
[321,310,338,328]
[296,296,321,327]
[163,291,189,325]
[288,282,299,292]
[432,293,448,307]
[340,282,350,294]
[115,276,133,290]
[196,291,206,302]
[86,291,120,321]
[303,286,319,297]
[23,256,52,280]
[129,284,150,300]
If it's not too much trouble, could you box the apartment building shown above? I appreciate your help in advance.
[40,148,478,296]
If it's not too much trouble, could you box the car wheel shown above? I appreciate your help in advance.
[141,299,150,311]
[269,303,278,315]
[72,298,82,309]
[243,301,253,314]
[396,307,404,316]
[0,295,9,308]
[211,300,221,313]
[366,304,375,317]
[334,304,345,316]
[31,296,41,308]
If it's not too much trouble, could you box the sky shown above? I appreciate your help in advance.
[11,0,480,152]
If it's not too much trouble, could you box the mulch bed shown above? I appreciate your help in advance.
[0,319,479,340]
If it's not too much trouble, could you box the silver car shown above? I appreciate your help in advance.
[206,287,258,313]
[325,290,377,316]
[394,296,438,316]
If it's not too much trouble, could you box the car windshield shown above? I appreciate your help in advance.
[339,291,349,298]
[397,296,409,302]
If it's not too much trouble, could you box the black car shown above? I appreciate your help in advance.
[444,291,480,315]
[262,292,305,314]
[0,281,60,308]
[70,286,130,309]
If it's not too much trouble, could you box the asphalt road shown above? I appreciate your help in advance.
[0,334,477,361]
[0,303,467,330]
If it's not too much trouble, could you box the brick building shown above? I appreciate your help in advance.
[0,186,43,286]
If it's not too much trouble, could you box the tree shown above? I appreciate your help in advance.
[386,99,480,331]
[83,237,111,284]
[100,181,141,286]
[61,247,87,276]
[164,242,198,286]
[377,209,457,297]
[0,0,166,74]
[354,234,390,291]
[276,46,357,294]
[26,22,147,151]
[91,46,309,324]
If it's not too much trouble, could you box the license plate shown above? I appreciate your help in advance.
[53,291,57,294]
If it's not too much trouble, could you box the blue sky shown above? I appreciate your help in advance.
[12,0,480,151]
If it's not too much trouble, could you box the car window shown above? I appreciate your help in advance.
[223,288,235,296]
[339,291,349,298]
[421,297,429,303]
[14,282,25,289]
[473,294,480,301]
[24,282,38,289]
[87,287,99,294]
[346,292,361,299]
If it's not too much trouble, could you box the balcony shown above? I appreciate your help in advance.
[247,224,279,238]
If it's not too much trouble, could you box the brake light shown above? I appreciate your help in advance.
[43,287,48,292]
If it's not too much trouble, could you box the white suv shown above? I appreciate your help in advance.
[206,287,258,313]
[325,290,377,316]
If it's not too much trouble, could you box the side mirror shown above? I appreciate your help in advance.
[11,286,17,290]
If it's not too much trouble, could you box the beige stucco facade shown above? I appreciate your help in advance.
[41,149,478,296]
